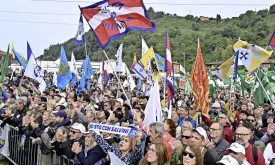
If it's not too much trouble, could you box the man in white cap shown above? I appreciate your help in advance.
[210,102,222,122]
[217,155,239,165]
[228,142,251,165]
[191,127,216,165]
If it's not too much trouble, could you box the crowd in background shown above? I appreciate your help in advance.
[0,68,275,165]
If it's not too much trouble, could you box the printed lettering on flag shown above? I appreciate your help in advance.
[90,123,137,138]
[80,0,155,49]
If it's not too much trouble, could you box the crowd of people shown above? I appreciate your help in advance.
[0,69,275,165]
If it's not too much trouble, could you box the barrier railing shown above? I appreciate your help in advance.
[3,124,75,165]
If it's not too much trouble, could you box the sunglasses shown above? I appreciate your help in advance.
[183,151,196,159]
[246,119,255,122]
[182,135,191,139]
[70,130,81,134]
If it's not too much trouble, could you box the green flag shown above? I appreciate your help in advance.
[253,69,269,107]
[0,45,10,83]
[184,75,192,94]
[207,70,216,95]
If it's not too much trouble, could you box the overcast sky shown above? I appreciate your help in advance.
[0,0,273,58]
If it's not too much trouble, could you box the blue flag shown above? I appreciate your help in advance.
[13,49,27,69]
[57,46,72,89]
[74,14,85,46]
[27,41,32,61]
[78,56,93,92]
[71,73,77,86]
[155,53,165,71]
[233,50,239,80]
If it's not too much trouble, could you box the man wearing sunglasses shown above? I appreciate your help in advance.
[191,127,216,165]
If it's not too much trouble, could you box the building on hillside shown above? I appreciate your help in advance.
[206,59,275,71]
[199,16,209,21]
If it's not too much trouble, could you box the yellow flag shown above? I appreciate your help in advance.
[140,47,155,70]
[212,56,234,80]
[10,43,15,59]
[233,40,272,72]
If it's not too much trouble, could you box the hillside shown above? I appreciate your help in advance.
[41,5,275,71]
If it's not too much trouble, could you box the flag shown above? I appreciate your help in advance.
[233,50,239,80]
[147,59,153,86]
[78,56,93,91]
[179,79,185,89]
[254,69,269,107]
[155,53,165,71]
[165,29,175,118]
[27,41,33,61]
[70,52,78,86]
[233,40,272,72]
[212,56,234,80]
[130,52,137,70]
[140,47,154,70]
[180,65,186,74]
[0,45,10,83]
[98,59,104,90]
[53,71,58,86]
[10,43,15,59]
[108,152,126,165]
[140,47,160,81]
[268,30,275,47]
[143,80,162,127]
[207,70,217,95]
[57,46,72,89]
[132,61,147,80]
[12,49,27,69]
[74,13,85,46]
[190,39,210,117]
[115,43,123,72]
[142,36,149,56]
[80,0,155,49]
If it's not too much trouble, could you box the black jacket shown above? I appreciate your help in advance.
[75,145,107,165]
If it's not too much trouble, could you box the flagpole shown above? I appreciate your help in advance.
[255,72,272,103]
[102,50,132,110]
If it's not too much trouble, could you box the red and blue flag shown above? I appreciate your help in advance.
[268,30,275,47]
[80,0,155,49]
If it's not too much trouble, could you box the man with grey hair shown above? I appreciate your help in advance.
[203,122,230,162]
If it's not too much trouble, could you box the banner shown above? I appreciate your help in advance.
[90,123,137,138]
[0,123,9,156]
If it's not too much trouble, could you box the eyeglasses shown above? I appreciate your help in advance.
[70,130,81,134]
[246,119,255,122]
[209,128,220,131]
[148,148,156,154]
[183,151,196,159]
[235,133,251,137]
[182,135,191,139]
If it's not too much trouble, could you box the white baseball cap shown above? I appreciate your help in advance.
[71,123,86,134]
[212,102,221,108]
[217,155,239,165]
[194,127,207,140]
[227,142,245,155]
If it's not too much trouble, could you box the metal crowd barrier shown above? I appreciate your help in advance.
[4,125,76,165]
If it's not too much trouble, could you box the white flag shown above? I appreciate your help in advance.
[53,71,58,86]
[141,36,149,57]
[115,43,123,72]
[108,152,126,165]
[38,77,46,93]
[132,61,148,80]
[24,55,44,80]
[70,52,78,76]
[143,80,162,127]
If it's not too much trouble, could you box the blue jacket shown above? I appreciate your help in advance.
[177,117,196,128]
[76,145,107,165]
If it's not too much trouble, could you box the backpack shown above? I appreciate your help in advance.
[252,146,258,163]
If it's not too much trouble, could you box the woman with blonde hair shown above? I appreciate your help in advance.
[182,145,203,165]
[139,142,170,165]
[72,130,106,165]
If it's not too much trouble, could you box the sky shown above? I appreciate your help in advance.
[0,0,273,58]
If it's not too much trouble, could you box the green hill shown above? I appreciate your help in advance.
[41,5,275,71]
